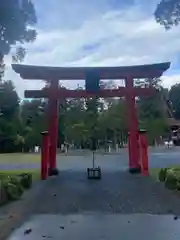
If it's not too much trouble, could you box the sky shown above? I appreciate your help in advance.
[4,0,180,98]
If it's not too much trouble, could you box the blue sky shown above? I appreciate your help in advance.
[5,0,180,97]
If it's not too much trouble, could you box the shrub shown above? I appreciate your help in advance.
[8,176,24,196]
[158,168,168,182]
[0,180,8,205]
[0,172,33,204]
[165,175,177,190]
[164,168,180,190]
[18,173,32,189]
[3,181,21,201]
[158,167,180,191]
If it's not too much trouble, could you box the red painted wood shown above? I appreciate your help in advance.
[128,132,133,169]
[13,62,170,173]
[25,87,156,99]
[139,131,149,176]
[48,80,59,171]
[41,131,49,180]
[125,77,140,170]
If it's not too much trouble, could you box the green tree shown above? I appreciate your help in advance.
[139,117,167,145]
[99,99,126,146]
[137,88,168,144]
[169,83,180,119]
[0,81,20,152]
[21,100,46,150]
[70,123,88,148]
[0,0,37,61]
[85,97,99,136]
[155,0,180,29]
[137,94,163,119]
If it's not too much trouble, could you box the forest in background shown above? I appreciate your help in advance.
[0,77,179,153]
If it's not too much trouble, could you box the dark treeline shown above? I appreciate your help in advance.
[0,78,179,152]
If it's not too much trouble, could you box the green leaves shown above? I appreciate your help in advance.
[0,0,37,60]
[169,83,180,119]
[0,79,174,152]
[155,0,180,29]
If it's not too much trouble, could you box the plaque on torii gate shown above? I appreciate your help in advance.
[12,62,170,174]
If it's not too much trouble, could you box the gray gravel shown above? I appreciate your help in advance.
[31,170,180,215]
[2,148,180,239]
[1,148,180,216]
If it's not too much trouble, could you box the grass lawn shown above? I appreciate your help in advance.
[0,153,40,164]
[149,168,160,181]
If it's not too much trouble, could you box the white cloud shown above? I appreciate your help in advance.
[4,3,180,98]
[162,74,180,89]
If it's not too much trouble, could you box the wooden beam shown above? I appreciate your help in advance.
[12,62,170,80]
[25,87,156,99]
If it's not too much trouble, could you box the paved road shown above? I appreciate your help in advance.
[4,148,180,240]
[56,148,180,172]
[0,147,180,171]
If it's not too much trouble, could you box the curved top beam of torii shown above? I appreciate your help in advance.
[12,62,170,80]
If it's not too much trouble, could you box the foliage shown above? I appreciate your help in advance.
[8,175,24,195]
[20,100,47,150]
[169,83,180,119]
[0,172,32,204]
[0,0,37,61]
[165,168,180,190]
[137,82,168,144]
[155,0,180,29]
[159,168,168,182]
[0,81,21,152]
[18,173,32,189]
[0,76,178,151]
[3,182,20,200]
[0,81,47,152]
[156,167,180,191]
[139,118,167,144]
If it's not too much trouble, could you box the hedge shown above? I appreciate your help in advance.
[158,167,180,191]
[0,173,32,204]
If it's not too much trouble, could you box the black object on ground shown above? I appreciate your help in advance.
[24,228,32,235]
[129,165,141,174]
[48,168,59,176]
[87,151,101,180]
[87,167,101,179]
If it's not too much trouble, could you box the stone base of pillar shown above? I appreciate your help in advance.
[48,168,59,176]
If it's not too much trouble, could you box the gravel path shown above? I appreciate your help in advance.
[1,169,180,239]
[2,150,180,239]
[31,170,180,215]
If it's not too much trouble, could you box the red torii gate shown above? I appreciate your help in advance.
[12,62,170,174]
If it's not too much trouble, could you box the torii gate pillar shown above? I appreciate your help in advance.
[48,80,59,174]
[126,77,140,171]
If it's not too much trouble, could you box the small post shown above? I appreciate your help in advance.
[126,76,140,172]
[139,129,149,176]
[48,79,59,174]
[92,151,95,168]
[41,131,49,180]
[128,131,141,174]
